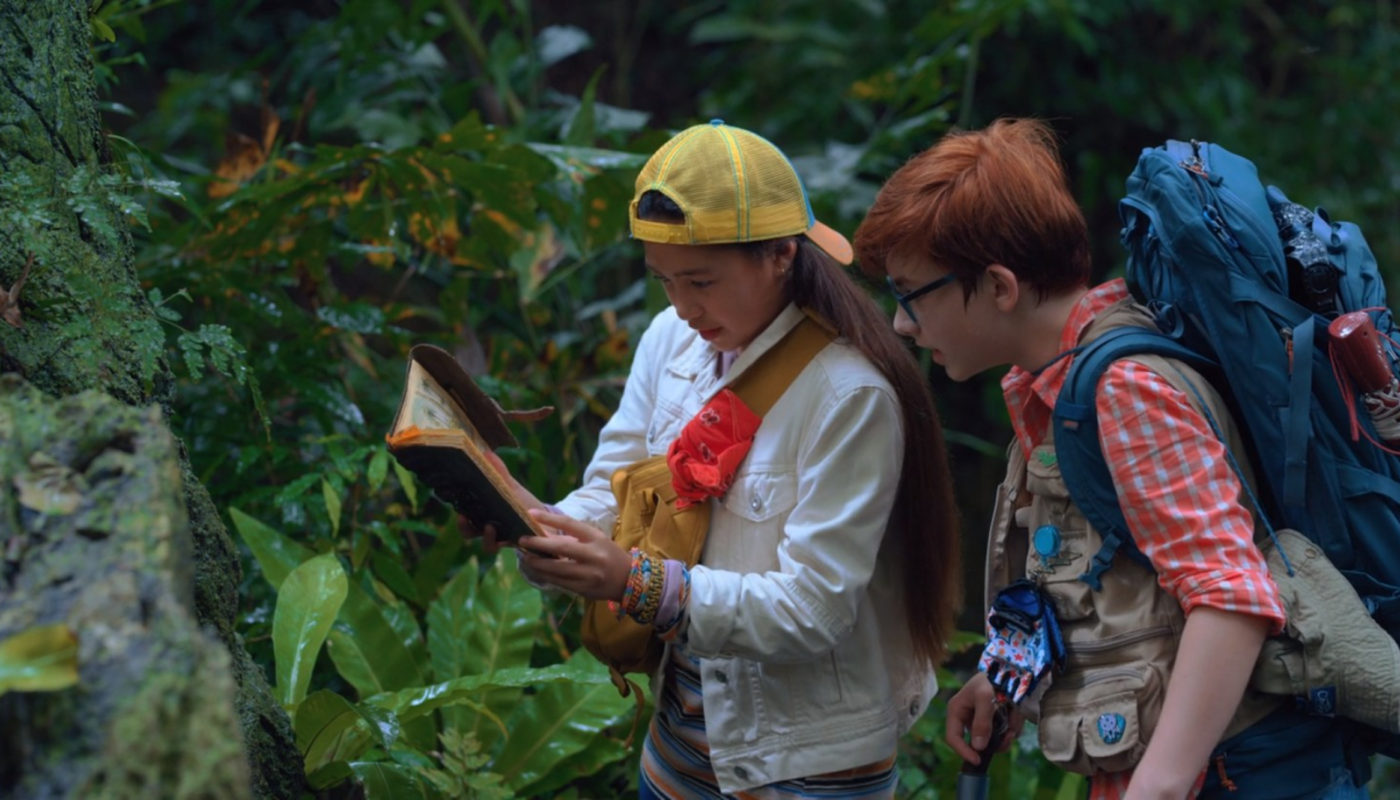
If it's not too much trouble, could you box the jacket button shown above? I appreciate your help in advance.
[714,671,728,684]
[750,495,762,511]
[735,766,749,780]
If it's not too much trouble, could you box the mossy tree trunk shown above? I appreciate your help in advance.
[0,3,301,798]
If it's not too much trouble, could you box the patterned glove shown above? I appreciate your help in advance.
[978,579,1066,705]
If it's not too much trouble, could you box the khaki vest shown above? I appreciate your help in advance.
[984,300,1280,776]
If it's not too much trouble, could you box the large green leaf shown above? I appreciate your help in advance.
[325,628,388,697]
[0,624,79,695]
[294,690,376,773]
[229,506,313,590]
[453,555,542,747]
[411,525,461,603]
[425,559,483,737]
[493,654,634,791]
[328,582,427,697]
[365,659,608,723]
[274,552,349,707]
[513,724,632,798]
[425,558,480,683]
[368,574,425,655]
[349,761,438,800]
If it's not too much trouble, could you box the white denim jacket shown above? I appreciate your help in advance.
[556,303,938,793]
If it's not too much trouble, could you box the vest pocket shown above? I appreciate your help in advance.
[1023,447,1096,621]
[1037,662,1166,775]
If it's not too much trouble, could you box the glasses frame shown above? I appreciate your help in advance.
[886,273,958,324]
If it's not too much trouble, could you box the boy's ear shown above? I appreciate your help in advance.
[985,264,1020,311]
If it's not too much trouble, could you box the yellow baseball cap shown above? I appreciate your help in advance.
[628,119,854,265]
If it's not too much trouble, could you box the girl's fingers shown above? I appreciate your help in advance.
[517,533,580,560]
[528,508,606,543]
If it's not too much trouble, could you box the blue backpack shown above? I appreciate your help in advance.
[1050,140,1400,748]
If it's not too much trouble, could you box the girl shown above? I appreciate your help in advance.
[492,120,959,798]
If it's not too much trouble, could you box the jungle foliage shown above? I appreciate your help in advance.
[76,0,1399,796]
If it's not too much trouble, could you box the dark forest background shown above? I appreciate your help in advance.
[6,0,1397,796]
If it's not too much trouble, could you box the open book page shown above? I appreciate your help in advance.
[389,360,489,453]
[385,353,540,543]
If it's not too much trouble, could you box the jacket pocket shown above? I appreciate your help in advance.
[754,651,844,730]
[721,471,797,523]
[1038,663,1166,775]
[645,406,683,456]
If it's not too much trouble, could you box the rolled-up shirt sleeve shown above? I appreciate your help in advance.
[1096,360,1286,632]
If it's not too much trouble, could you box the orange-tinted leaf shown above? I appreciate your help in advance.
[260,105,281,155]
[522,225,565,290]
[594,328,630,368]
[342,179,369,207]
[209,132,268,198]
[407,212,461,258]
[363,241,395,268]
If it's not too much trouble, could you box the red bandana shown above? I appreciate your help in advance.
[666,388,761,508]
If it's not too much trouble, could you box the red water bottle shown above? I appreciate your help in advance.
[1329,311,1400,445]
[1329,312,1394,392]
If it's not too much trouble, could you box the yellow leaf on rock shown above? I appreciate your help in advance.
[0,625,79,695]
[14,453,83,515]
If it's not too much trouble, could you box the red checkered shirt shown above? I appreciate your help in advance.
[1000,279,1286,799]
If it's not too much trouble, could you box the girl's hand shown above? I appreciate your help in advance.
[517,508,630,601]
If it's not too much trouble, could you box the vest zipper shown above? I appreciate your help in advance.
[1065,624,1175,657]
[1053,666,1143,690]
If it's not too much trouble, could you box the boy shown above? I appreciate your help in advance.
[852,118,1369,798]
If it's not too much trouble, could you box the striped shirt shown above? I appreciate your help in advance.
[639,649,898,799]
[1000,279,1287,800]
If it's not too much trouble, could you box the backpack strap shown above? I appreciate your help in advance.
[1053,327,1220,588]
[1242,287,1318,514]
[1284,318,1316,512]
[1056,326,1296,588]
[725,312,835,416]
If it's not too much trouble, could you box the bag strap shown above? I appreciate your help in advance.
[1054,326,1292,589]
[724,312,836,416]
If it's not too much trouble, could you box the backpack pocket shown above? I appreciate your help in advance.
[1037,662,1167,775]
[1253,527,1400,733]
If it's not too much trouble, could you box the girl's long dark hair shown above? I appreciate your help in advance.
[638,191,962,668]
[785,238,961,668]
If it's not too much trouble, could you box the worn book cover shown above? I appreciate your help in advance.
[385,345,545,544]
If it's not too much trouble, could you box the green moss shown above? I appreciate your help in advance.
[0,4,302,795]
[0,378,302,799]
[79,638,252,800]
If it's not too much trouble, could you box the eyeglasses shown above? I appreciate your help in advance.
[886,273,957,324]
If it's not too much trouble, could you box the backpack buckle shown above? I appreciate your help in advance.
[1180,139,1209,177]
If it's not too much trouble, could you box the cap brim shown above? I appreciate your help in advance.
[805,221,853,265]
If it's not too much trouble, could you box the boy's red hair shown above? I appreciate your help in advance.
[855,118,1092,300]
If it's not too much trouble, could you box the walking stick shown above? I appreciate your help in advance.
[955,699,1010,800]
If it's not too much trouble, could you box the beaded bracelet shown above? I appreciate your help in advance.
[610,548,667,625]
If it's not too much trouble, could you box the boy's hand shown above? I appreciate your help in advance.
[516,508,630,601]
[946,673,1023,765]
